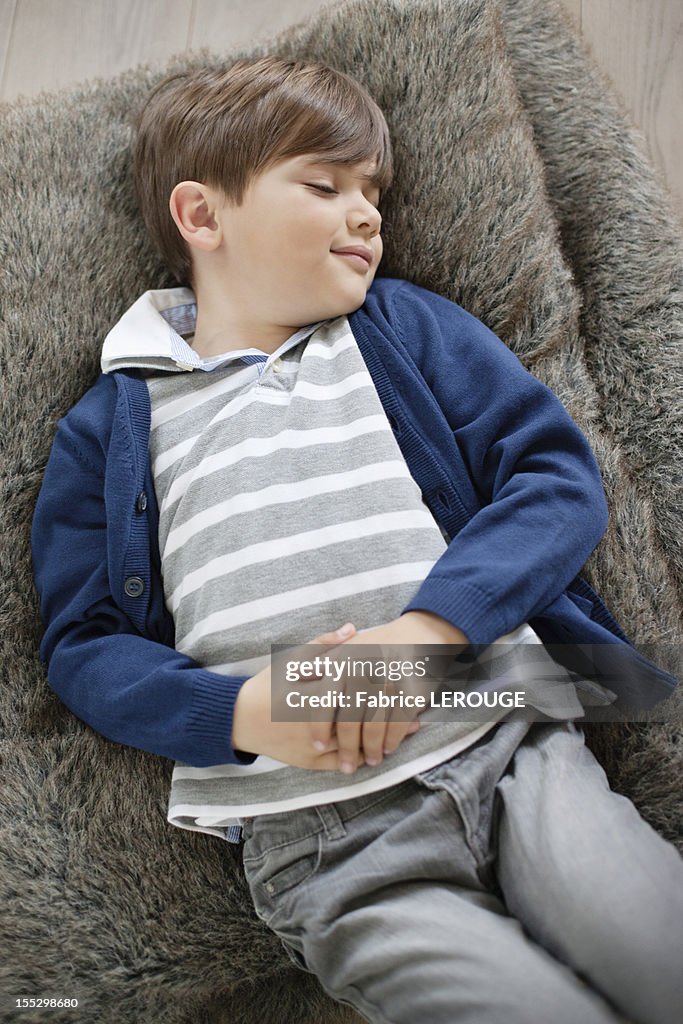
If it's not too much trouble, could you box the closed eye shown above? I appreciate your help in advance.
[307,182,381,209]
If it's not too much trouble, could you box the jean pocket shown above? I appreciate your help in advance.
[243,830,322,924]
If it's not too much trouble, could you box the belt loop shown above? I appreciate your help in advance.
[314,802,346,840]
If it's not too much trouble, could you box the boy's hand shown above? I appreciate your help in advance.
[232,623,361,770]
[312,611,469,774]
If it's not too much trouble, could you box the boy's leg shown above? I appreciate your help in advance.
[492,720,683,1024]
[242,738,626,1024]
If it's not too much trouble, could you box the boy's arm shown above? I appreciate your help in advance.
[32,418,254,769]
[392,281,609,645]
[33,415,366,771]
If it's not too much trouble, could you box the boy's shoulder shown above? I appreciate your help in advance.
[361,276,517,370]
[364,274,445,310]
[365,275,503,338]
[52,371,128,468]
[61,371,118,432]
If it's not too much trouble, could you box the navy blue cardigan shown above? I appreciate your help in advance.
[31,278,677,767]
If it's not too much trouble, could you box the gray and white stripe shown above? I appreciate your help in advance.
[142,311,574,841]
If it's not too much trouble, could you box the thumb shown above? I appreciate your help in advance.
[316,622,356,645]
[281,623,356,676]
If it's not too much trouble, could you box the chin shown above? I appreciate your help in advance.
[335,281,372,315]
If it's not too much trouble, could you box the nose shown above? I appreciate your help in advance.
[347,194,382,237]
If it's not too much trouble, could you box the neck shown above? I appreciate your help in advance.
[190,276,301,358]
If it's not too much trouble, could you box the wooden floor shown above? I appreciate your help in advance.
[1,0,680,224]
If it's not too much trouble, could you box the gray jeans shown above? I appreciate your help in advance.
[241,720,683,1024]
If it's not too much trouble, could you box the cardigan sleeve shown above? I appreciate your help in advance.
[31,395,256,768]
[393,281,609,645]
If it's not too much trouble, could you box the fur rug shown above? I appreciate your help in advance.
[1,0,681,1021]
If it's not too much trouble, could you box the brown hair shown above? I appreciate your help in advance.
[132,55,393,286]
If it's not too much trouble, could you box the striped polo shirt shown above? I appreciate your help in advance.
[122,291,583,842]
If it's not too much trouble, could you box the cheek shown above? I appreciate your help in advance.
[365,264,379,288]
[274,203,329,244]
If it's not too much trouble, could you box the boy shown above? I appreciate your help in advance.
[32,56,682,1024]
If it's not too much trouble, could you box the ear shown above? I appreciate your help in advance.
[169,181,223,254]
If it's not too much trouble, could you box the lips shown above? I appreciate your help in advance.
[332,245,373,266]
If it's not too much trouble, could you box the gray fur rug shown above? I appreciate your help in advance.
[1,0,681,1021]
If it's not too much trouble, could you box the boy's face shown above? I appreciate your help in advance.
[211,153,383,327]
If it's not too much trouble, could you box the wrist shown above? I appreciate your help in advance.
[231,673,262,755]
[400,610,469,646]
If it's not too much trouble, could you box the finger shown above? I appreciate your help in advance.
[275,624,354,753]
[284,623,357,673]
[383,716,421,756]
[335,719,363,774]
[358,676,399,765]
[308,725,339,754]
[361,718,390,766]
[308,713,337,752]
[308,746,361,771]
[360,713,420,767]
[316,622,356,646]
[309,749,342,771]
[303,625,356,751]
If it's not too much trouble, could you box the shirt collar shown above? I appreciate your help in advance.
[101,286,328,374]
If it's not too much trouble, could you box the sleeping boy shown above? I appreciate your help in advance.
[32,55,683,1024]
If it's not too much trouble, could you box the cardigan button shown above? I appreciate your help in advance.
[124,576,145,598]
[136,491,148,514]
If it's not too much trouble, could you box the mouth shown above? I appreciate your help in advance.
[332,248,373,271]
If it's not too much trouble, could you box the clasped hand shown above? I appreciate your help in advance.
[232,611,469,774]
